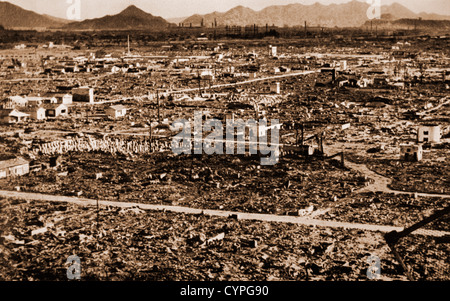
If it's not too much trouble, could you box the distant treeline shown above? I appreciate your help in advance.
[0,25,448,45]
[365,18,450,30]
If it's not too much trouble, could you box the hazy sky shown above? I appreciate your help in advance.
[3,0,450,19]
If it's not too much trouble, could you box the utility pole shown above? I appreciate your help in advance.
[127,35,131,56]
[301,123,304,146]
[157,89,161,123]
[96,199,100,233]
[148,104,153,152]
[198,71,202,96]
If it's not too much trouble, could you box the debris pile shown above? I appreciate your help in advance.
[0,152,365,214]
[2,199,447,281]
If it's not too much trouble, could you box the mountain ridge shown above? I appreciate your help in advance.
[0,1,64,29]
[182,0,450,28]
[1,1,449,30]
[63,5,171,30]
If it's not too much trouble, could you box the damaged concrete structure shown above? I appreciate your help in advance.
[400,144,423,162]
[0,109,30,124]
[417,124,441,144]
[0,157,30,178]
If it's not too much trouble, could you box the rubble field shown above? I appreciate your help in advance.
[1,35,449,283]
[0,152,367,215]
[321,192,449,230]
[345,147,450,195]
[1,199,448,281]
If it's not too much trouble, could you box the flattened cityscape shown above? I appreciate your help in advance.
[0,0,449,283]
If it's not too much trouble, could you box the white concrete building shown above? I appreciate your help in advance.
[269,45,277,57]
[270,82,280,94]
[8,96,28,107]
[400,144,423,162]
[24,107,46,120]
[418,125,441,143]
[72,87,95,104]
[0,109,30,124]
[106,105,127,119]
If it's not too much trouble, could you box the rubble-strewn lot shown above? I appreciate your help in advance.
[345,146,450,195]
[1,35,449,283]
[322,192,449,230]
[0,153,367,215]
[1,199,448,281]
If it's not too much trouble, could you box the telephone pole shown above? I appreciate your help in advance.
[157,89,160,123]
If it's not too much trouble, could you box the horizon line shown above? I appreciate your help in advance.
[2,0,449,23]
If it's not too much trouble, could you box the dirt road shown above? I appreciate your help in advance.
[1,189,448,238]
[325,146,450,199]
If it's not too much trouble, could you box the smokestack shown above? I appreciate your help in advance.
[127,35,130,55]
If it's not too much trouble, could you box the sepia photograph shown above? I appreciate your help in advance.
[0,0,449,294]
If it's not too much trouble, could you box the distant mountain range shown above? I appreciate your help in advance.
[63,5,171,30]
[0,1,62,29]
[0,2,171,30]
[181,1,450,28]
[0,0,449,30]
